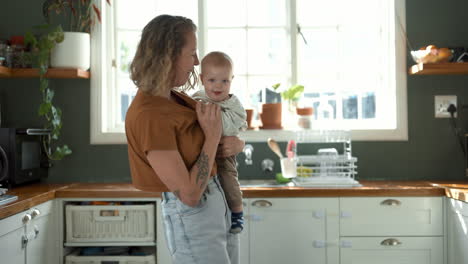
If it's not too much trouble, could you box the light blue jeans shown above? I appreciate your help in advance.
[161,176,240,264]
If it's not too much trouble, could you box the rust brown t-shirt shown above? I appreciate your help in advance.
[125,89,217,192]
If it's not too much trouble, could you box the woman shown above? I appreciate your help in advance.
[125,15,243,264]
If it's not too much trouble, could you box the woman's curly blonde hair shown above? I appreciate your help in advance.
[130,15,198,96]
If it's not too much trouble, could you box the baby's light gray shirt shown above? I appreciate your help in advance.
[192,90,247,136]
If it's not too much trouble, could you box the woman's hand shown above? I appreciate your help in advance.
[217,136,245,158]
[196,101,222,141]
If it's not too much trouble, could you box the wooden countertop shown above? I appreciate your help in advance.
[0,183,70,219]
[2,180,468,220]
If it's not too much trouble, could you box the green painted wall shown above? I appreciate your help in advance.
[1,0,468,184]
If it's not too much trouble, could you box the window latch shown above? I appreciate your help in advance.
[297,24,308,45]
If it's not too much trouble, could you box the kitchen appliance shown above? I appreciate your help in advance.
[0,128,50,187]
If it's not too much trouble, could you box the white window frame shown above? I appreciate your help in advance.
[90,0,407,144]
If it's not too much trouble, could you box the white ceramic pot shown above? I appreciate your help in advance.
[51,32,90,70]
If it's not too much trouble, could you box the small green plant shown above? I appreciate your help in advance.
[271,83,305,103]
[25,24,72,161]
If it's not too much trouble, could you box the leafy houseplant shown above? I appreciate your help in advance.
[25,25,72,161]
[259,83,305,129]
[273,83,305,109]
[42,0,111,70]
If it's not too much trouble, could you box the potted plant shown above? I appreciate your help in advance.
[24,24,72,161]
[259,83,283,129]
[43,0,111,70]
[259,83,305,129]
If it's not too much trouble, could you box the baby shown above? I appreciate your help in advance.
[193,51,247,233]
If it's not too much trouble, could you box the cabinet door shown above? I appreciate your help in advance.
[340,237,443,264]
[447,198,468,264]
[0,224,26,264]
[26,213,56,264]
[249,198,339,264]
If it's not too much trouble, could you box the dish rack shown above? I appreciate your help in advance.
[292,130,361,187]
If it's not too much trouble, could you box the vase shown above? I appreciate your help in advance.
[51,32,90,70]
[260,103,282,129]
[245,109,254,129]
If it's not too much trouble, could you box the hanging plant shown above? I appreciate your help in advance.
[24,24,72,161]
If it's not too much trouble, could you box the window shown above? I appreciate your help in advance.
[90,0,407,144]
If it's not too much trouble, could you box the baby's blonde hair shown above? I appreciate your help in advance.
[201,51,233,73]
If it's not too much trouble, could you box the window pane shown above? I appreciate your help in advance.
[117,77,137,123]
[297,0,340,26]
[247,0,287,27]
[116,31,140,76]
[155,0,198,21]
[247,29,289,75]
[207,0,247,27]
[116,0,156,29]
[362,92,376,119]
[206,29,247,75]
[297,28,339,79]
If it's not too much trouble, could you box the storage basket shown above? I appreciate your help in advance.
[65,204,155,243]
[65,252,156,264]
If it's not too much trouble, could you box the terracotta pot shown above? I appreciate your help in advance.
[260,103,282,129]
[296,107,313,116]
[245,109,254,129]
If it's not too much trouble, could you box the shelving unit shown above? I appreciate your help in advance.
[0,65,90,79]
[409,62,468,75]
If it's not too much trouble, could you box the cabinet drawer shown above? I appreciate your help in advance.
[65,204,155,243]
[0,200,54,237]
[340,236,443,264]
[340,197,443,236]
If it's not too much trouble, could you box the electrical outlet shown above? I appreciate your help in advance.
[435,95,457,118]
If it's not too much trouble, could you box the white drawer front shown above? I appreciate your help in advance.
[340,237,443,264]
[340,197,443,236]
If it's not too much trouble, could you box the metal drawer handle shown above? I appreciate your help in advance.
[380,238,402,246]
[31,209,41,218]
[251,200,272,207]
[380,199,401,206]
[22,213,32,224]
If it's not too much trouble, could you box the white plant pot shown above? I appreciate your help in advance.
[51,32,90,70]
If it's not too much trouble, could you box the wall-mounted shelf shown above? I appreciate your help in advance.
[409,62,468,75]
[0,66,90,79]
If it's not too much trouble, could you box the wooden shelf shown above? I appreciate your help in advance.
[409,62,468,75]
[0,66,90,79]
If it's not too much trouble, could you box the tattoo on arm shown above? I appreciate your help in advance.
[196,151,210,188]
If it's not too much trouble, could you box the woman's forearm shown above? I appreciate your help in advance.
[183,138,219,206]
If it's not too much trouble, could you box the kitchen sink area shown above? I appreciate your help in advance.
[239,179,295,188]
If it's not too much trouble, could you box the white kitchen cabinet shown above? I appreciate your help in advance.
[245,197,339,264]
[447,198,468,264]
[339,197,444,264]
[0,200,57,264]
[0,213,26,264]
